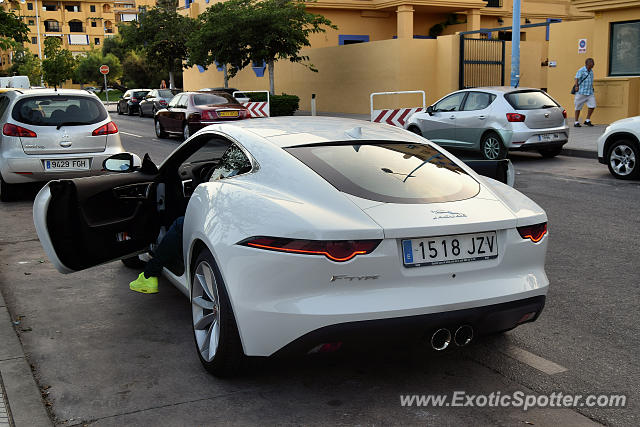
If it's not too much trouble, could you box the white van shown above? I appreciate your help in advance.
[0,76,31,89]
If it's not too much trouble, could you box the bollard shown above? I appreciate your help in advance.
[311,93,317,116]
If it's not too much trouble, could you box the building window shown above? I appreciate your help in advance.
[103,4,111,13]
[28,19,35,25]
[44,20,61,32]
[27,2,34,10]
[90,5,96,12]
[31,37,38,44]
[94,38,100,45]
[338,35,370,45]
[69,20,83,32]
[65,5,80,12]
[43,3,57,11]
[91,21,97,27]
[486,0,502,6]
[609,20,640,76]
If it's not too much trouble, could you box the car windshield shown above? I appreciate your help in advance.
[193,93,237,106]
[12,95,107,127]
[286,142,480,204]
[157,89,173,98]
[133,91,149,99]
[505,91,559,110]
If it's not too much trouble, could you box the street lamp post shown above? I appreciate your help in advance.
[510,0,521,87]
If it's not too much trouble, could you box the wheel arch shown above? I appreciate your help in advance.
[604,132,639,157]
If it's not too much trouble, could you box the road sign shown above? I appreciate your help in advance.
[100,65,110,75]
[578,39,587,54]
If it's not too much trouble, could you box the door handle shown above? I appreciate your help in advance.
[478,115,486,120]
[449,115,455,120]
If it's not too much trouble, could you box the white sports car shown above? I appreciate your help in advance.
[34,117,549,377]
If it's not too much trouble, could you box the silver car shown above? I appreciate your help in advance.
[0,88,126,201]
[138,89,178,117]
[405,87,569,160]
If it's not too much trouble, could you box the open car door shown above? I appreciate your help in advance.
[33,155,162,273]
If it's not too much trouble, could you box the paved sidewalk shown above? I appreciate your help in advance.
[0,292,51,427]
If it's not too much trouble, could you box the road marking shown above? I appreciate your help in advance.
[120,131,143,138]
[501,345,568,375]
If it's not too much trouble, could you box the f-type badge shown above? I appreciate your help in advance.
[432,209,467,220]
[330,275,379,283]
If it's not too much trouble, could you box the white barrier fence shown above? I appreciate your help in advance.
[370,90,426,127]
[235,90,270,118]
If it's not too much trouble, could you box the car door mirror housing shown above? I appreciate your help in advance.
[104,153,134,173]
[427,105,434,115]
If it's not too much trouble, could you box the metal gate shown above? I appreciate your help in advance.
[459,37,505,89]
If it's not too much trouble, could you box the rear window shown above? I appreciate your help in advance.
[157,89,173,98]
[133,91,149,99]
[193,93,237,106]
[505,90,559,110]
[12,95,107,127]
[286,142,479,204]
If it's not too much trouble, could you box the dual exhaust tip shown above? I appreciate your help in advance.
[430,325,474,351]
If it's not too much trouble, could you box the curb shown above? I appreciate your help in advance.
[0,293,51,427]
[560,148,598,159]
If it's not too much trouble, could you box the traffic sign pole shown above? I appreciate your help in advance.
[99,65,110,104]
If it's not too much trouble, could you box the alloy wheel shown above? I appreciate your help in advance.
[183,124,190,140]
[609,144,636,177]
[192,260,221,363]
[483,136,502,160]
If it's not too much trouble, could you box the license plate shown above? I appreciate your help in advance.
[401,231,498,267]
[218,111,239,117]
[538,133,559,142]
[44,159,90,171]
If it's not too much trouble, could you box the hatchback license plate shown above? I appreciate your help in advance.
[44,159,90,171]
[538,133,559,142]
[402,232,498,267]
[218,111,239,117]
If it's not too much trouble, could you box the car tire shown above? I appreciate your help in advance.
[0,174,15,202]
[407,125,422,136]
[606,139,639,180]
[138,105,144,117]
[121,255,145,269]
[117,104,122,115]
[538,147,563,158]
[481,132,506,160]
[155,119,167,138]
[183,123,190,141]
[191,248,245,377]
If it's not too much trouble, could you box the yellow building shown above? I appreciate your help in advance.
[0,0,155,74]
[547,1,640,123]
[181,0,591,114]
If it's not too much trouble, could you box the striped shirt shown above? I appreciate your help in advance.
[575,66,594,95]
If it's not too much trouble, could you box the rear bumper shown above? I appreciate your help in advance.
[505,125,569,149]
[273,295,546,357]
[511,140,566,152]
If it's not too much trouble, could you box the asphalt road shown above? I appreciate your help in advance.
[0,115,638,426]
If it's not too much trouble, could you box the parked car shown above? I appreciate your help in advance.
[200,87,250,104]
[405,87,569,160]
[116,89,151,116]
[154,91,249,140]
[83,86,98,93]
[0,88,129,201]
[34,117,548,377]
[597,116,640,179]
[138,89,176,117]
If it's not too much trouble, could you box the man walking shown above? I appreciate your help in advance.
[573,58,596,127]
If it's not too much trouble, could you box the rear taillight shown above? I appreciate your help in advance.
[131,97,137,102]
[239,236,381,262]
[159,99,168,105]
[562,109,567,118]
[2,123,36,137]
[201,110,218,120]
[506,113,526,122]
[92,121,118,136]
[517,222,547,243]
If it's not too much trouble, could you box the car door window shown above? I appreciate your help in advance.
[168,95,179,108]
[0,96,10,118]
[178,95,189,109]
[176,135,232,196]
[461,92,495,111]
[210,144,252,181]
[123,91,131,99]
[434,92,466,112]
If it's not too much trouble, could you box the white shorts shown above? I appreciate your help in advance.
[574,94,596,110]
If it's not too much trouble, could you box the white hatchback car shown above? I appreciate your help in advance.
[597,116,640,179]
[34,117,549,377]
[0,88,125,201]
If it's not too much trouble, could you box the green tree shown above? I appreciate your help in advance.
[75,50,122,87]
[9,47,42,84]
[41,37,76,88]
[101,34,127,64]
[0,8,29,50]
[119,7,194,89]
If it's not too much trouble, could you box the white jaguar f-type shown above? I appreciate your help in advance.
[34,117,549,377]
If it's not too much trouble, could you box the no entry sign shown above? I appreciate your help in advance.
[100,65,110,75]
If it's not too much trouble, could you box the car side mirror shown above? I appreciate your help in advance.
[427,105,434,116]
[104,153,134,173]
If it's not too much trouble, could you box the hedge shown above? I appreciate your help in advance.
[248,93,299,116]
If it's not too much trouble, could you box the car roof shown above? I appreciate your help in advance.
[460,86,543,94]
[9,88,100,97]
[212,116,424,148]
